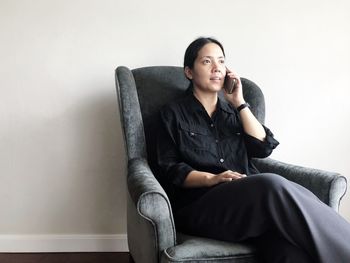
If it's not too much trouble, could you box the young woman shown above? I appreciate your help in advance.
[156,37,350,263]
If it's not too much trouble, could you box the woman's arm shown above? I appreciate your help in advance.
[238,106,266,141]
[224,69,279,158]
[224,69,265,141]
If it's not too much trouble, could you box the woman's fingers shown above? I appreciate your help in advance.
[219,170,246,181]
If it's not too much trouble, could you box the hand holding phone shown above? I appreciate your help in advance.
[224,74,238,94]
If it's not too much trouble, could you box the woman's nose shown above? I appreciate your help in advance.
[213,66,221,73]
[212,61,222,73]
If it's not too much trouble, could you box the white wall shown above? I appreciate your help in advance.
[1,0,349,251]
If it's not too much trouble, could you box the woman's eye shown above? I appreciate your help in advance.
[203,59,211,64]
[219,59,225,64]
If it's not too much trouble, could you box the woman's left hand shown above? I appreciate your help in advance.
[224,69,245,108]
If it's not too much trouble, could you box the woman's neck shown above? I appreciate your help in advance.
[193,89,218,117]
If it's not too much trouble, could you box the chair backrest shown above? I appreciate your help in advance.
[116,66,266,162]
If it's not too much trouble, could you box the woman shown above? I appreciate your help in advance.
[156,37,350,263]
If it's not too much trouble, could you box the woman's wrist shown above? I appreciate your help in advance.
[185,170,217,187]
[205,173,217,187]
[237,102,250,112]
[231,100,246,109]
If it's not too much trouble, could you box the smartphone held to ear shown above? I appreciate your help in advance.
[224,74,237,94]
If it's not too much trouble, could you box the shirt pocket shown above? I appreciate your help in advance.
[178,122,211,151]
[220,124,242,140]
[221,127,242,138]
[220,126,246,153]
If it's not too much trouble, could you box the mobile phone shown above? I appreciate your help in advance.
[224,74,237,94]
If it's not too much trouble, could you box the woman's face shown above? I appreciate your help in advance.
[185,43,226,93]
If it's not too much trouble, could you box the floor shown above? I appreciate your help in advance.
[0,252,135,263]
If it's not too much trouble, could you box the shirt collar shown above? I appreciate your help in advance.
[186,92,209,114]
[186,92,236,115]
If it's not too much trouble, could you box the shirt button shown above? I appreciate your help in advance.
[219,158,224,163]
[190,132,195,136]
[215,139,219,143]
[210,123,214,128]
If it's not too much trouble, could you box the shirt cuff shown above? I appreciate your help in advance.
[244,125,280,158]
[169,162,194,187]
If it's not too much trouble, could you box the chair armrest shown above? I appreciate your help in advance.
[252,158,347,212]
[128,157,176,261]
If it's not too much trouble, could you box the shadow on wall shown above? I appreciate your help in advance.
[0,84,127,234]
[46,87,128,233]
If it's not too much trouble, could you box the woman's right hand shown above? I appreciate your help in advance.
[209,170,246,186]
[184,170,246,188]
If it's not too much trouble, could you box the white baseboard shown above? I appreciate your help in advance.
[0,234,129,252]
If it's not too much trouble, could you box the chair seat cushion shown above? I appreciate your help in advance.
[161,233,259,263]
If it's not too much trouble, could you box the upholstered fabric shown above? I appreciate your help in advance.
[162,233,258,263]
[115,65,347,263]
[252,158,347,212]
[128,157,176,262]
[115,66,147,160]
[239,78,265,124]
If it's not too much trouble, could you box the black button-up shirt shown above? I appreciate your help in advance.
[156,92,279,210]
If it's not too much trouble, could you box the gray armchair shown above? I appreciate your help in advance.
[115,66,347,263]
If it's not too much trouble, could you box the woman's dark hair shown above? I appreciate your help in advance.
[184,37,225,70]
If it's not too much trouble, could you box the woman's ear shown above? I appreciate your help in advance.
[184,66,193,80]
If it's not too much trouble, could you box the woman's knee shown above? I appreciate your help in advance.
[251,173,288,189]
